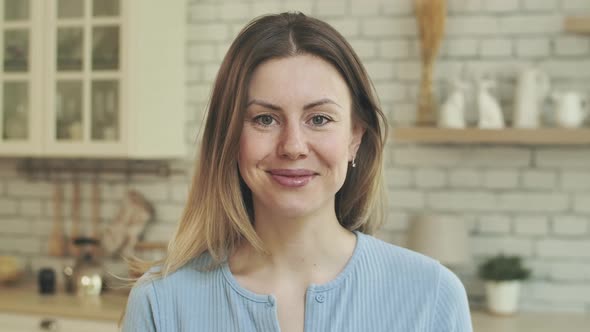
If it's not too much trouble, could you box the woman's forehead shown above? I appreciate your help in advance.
[247,54,351,109]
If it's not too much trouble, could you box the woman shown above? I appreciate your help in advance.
[123,12,472,332]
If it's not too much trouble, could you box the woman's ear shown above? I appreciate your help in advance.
[349,123,366,159]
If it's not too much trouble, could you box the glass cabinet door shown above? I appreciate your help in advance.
[0,0,33,146]
[90,0,120,142]
[49,0,122,151]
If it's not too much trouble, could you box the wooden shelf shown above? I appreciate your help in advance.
[564,16,590,35]
[134,241,167,251]
[392,127,590,145]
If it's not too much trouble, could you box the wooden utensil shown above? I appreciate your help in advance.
[48,179,67,257]
[69,175,81,257]
[91,176,101,239]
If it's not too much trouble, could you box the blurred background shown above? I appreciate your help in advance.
[0,0,589,331]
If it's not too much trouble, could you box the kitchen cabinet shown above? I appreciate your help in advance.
[0,312,118,332]
[0,0,185,159]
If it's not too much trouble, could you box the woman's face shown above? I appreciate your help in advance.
[238,54,363,220]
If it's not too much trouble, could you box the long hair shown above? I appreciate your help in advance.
[130,11,388,281]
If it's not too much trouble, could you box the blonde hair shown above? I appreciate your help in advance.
[130,11,388,282]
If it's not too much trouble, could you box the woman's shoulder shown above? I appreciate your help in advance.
[358,232,444,278]
[358,232,468,300]
[133,252,222,292]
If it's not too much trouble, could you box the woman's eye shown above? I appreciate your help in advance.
[310,115,330,126]
[254,115,275,126]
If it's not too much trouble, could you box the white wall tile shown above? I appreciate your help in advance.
[516,38,551,58]
[427,191,496,211]
[562,171,590,190]
[514,215,549,235]
[553,36,590,56]
[522,0,558,11]
[0,198,18,215]
[498,15,562,35]
[483,0,520,12]
[497,193,568,212]
[219,3,251,21]
[389,190,425,209]
[471,236,534,256]
[478,215,511,234]
[415,168,447,188]
[449,169,482,188]
[315,0,348,17]
[483,170,519,189]
[480,39,513,57]
[537,239,590,258]
[385,168,413,188]
[522,170,557,189]
[552,216,589,236]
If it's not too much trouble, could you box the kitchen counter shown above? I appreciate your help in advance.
[471,311,590,332]
[0,285,128,322]
[1,285,590,330]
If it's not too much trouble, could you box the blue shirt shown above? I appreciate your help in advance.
[123,231,472,331]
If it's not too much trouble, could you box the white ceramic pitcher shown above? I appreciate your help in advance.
[513,67,550,128]
[552,91,589,128]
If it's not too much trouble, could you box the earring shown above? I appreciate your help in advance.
[351,157,356,168]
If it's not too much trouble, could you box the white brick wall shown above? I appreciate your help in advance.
[385,168,413,188]
[554,36,590,56]
[497,193,569,212]
[483,0,520,13]
[446,16,500,36]
[0,0,589,314]
[499,15,562,35]
[389,190,425,209]
[480,39,513,57]
[445,39,479,57]
[522,170,557,189]
[449,169,482,188]
[552,216,589,235]
[537,239,590,258]
[478,215,511,234]
[522,0,559,11]
[562,171,590,190]
[470,236,534,257]
[548,262,590,282]
[482,170,519,189]
[516,38,551,58]
[574,195,590,213]
[427,191,496,211]
[414,168,447,188]
[514,215,549,236]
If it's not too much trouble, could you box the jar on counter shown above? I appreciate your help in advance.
[71,237,104,297]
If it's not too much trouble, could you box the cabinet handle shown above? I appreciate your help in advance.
[39,318,59,330]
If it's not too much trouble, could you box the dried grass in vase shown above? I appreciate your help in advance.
[414,0,447,126]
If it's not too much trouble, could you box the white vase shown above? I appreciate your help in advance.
[484,280,521,315]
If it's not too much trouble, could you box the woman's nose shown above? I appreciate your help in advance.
[277,122,308,160]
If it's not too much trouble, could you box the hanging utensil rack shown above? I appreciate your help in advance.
[16,158,182,180]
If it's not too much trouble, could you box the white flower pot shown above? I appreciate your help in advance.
[484,280,521,315]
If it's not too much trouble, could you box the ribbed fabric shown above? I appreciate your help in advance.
[122,231,472,331]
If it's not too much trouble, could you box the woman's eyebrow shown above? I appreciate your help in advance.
[246,98,342,111]
[303,98,342,110]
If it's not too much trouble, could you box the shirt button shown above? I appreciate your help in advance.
[315,294,326,303]
[267,296,275,308]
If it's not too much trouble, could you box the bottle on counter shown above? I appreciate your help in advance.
[38,267,56,295]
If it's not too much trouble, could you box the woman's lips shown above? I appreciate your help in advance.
[267,169,317,188]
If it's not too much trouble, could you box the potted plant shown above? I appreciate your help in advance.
[478,254,531,315]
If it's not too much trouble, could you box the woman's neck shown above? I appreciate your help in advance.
[229,208,356,286]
